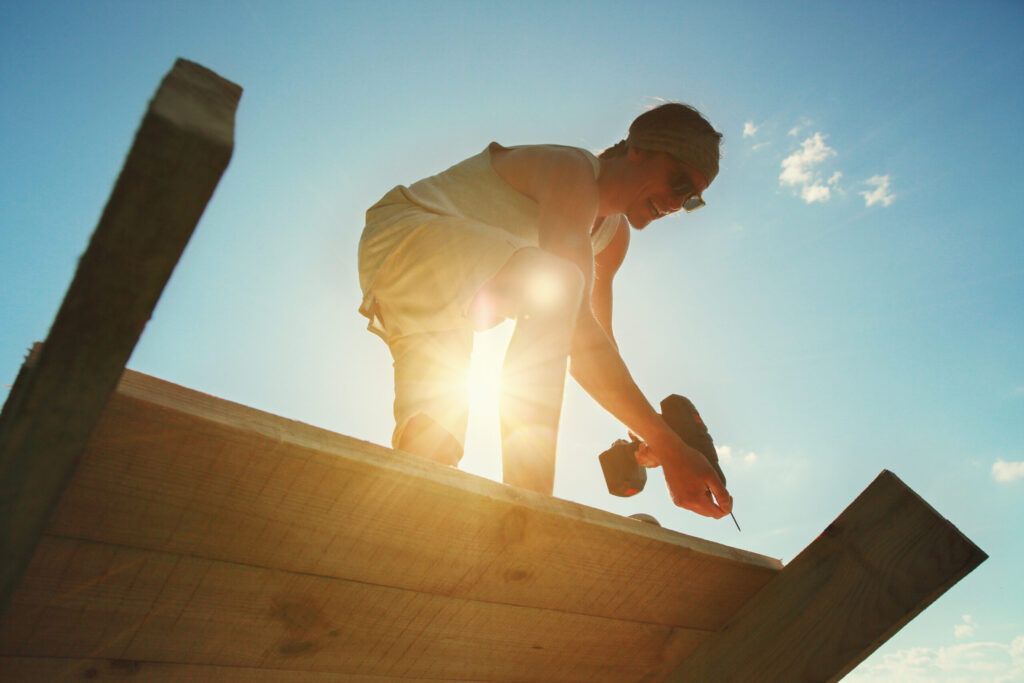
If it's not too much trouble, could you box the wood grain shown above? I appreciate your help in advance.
[0,59,241,613]
[0,536,707,682]
[666,470,987,683]
[47,370,780,631]
[0,656,480,682]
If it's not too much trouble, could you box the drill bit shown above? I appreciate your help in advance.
[707,485,741,531]
[729,511,741,532]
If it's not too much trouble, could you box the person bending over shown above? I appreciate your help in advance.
[357,103,731,519]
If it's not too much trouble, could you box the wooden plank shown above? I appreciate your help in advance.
[666,470,988,683]
[0,536,708,682]
[47,370,780,631]
[0,657,471,682]
[0,60,241,613]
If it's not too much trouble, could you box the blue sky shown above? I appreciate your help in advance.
[2,1,1022,679]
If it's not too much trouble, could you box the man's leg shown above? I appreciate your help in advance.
[389,329,473,467]
[469,248,584,494]
[397,414,463,466]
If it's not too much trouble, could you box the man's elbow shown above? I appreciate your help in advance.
[595,312,617,350]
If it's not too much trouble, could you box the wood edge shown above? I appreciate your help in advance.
[115,368,784,573]
[149,58,243,148]
[173,57,244,99]
[876,469,989,562]
[0,344,44,435]
[0,655,491,682]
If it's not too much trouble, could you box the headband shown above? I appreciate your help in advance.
[627,128,720,187]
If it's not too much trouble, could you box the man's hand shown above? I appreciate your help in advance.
[647,432,732,518]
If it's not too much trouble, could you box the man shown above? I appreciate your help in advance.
[358,103,731,519]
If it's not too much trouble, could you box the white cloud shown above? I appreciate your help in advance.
[716,444,759,468]
[992,459,1024,483]
[861,174,896,207]
[743,121,759,138]
[779,132,839,204]
[752,141,771,151]
[801,183,831,203]
[955,614,977,639]
[780,133,835,186]
[828,171,843,187]
[846,635,1024,683]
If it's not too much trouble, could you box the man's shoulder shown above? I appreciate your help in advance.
[495,143,598,175]
[491,143,599,203]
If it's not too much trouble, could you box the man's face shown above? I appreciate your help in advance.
[623,148,708,230]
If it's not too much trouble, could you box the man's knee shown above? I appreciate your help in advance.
[480,247,585,321]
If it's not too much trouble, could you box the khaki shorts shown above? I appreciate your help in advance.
[361,211,530,343]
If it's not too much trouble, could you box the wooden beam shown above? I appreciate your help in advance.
[47,370,780,630]
[0,536,708,682]
[0,60,241,613]
[0,658,466,683]
[666,470,988,683]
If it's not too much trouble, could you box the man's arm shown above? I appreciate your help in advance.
[567,308,730,518]
[520,149,730,518]
[591,217,629,347]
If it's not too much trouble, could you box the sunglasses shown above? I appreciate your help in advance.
[671,174,707,213]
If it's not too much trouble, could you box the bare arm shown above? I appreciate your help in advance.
[591,217,629,346]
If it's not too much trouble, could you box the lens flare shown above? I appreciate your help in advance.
[525,271,564,312]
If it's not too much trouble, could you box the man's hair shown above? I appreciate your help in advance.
[600,103,723,165]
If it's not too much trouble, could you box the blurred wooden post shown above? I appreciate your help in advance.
[0,59,242,613]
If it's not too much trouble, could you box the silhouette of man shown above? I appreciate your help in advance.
[358,103,731,518]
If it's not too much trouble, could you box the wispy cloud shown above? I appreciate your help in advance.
[992,459,1024,483]
[955,614,977,639]
[743,121,759,138]
[716,445,759,468]
[752,141,771,151]
[860,174,896,207]
[845,635,1024,683]
[788,117,813,137]
[779,132,839,204]
[715,445,809,493]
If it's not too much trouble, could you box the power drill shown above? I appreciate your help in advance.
[598,395,740,530]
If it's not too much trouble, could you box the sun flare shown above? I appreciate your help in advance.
[459,325,514,479]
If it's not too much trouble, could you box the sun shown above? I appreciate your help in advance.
[465,328,508,411]
[459,325,515,479]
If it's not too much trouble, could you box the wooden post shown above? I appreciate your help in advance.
[666,470,987,682]
[0,59,241,613]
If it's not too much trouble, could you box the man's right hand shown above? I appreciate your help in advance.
[648,431,732,518]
